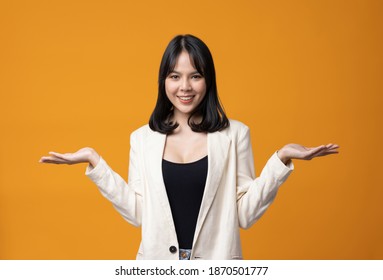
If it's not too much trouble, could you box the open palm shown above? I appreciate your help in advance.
[280,143,339,161]
[39,147,95,165]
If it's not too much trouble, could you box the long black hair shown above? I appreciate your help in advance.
[149,34,229,134]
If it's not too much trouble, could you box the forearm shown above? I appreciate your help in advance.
[85,156,142,227]
[237,152,294,228]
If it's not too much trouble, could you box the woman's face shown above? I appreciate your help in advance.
[165,51,206,120]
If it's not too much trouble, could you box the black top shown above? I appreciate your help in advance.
[162,156,208,249]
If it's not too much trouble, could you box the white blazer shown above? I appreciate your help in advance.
[86,119,293,260]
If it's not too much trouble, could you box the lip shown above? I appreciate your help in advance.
[177,95,195,104]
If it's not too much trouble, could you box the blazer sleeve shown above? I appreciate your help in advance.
[85,131,143,227]
[236,126,294,229]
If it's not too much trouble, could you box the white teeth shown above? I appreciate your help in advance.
[179,96,193,100]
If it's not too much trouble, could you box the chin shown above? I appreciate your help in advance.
[172,107,195,116]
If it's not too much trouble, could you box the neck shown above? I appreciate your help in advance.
[172,110,189,126]
[171,112,201,133]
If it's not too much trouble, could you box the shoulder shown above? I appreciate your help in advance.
[130,123,168,140]
[228,119,250,132]
[216,119,251,144]
[130,124,152,140]
[220,119,250,136]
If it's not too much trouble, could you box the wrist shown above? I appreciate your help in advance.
[277,149,291,165]
[87,148,100,168]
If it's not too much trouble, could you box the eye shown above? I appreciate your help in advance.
[191,74,203,79]
[168,74,179,80]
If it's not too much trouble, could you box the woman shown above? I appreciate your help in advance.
[40,34,339,260]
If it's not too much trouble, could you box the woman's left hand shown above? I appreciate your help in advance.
[277,143,339,165]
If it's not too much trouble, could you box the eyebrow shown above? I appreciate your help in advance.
[169,70,201,75]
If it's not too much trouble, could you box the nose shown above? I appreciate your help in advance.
[180,78,192,92]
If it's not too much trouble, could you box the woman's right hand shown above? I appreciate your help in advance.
[39,147,100,168]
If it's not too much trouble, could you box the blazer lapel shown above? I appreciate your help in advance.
[144,130,178,237]
[193,131,231,247]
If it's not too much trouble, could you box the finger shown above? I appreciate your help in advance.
[49,151,63,157]
[308,146,332,159]
[39,158,68,164]
[325,146,340,153]
[310,144,339,150]
[39,156,68,164]
[308,144,339,158]
[326,144,339,149]
[312,150,339,158]
[40,156,54,162]
[41,154,63,160]
[49,151,70,160]
[40,156,60,162]
[307,145,325,156]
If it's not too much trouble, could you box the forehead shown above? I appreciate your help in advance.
[173,51,197,70]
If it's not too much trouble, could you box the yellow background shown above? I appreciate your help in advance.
[1,0,382,259]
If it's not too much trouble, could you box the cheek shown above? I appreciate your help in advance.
[165,81,178,96]
[197,82,207,96]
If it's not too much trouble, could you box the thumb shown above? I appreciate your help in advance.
[49,151,68,159]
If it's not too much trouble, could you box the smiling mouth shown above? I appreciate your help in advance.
[177,96,194,101]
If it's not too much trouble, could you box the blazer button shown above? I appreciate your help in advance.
[169,246,177,254]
